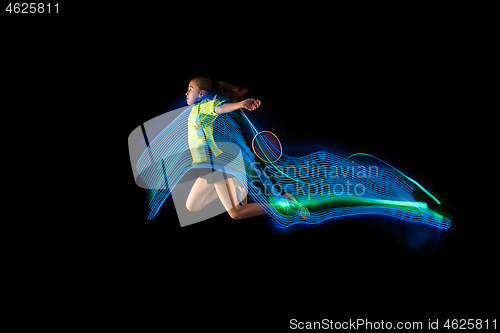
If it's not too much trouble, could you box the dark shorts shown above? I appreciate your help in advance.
[182,142,242,184]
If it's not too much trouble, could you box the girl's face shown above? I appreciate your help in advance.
[185,80,205,105]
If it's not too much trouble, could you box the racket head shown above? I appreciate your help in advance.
[251,130,282,163]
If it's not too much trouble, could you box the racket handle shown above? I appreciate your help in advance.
[239,108,258,133]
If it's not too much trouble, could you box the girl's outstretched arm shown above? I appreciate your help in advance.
[215,98,261,114]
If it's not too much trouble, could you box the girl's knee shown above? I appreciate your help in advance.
[228,208,242,220]
[186,201,200,212]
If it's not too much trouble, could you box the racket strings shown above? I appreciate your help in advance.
[253,131,282,162]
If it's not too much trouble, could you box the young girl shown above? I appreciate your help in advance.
[184,76,268,220]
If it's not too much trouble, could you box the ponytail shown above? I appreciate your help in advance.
[192,76,248,103]
[213,81,248,103]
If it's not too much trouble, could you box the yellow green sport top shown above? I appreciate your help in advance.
[188,99,224,166]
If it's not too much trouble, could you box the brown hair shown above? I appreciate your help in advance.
[192,76,248,103]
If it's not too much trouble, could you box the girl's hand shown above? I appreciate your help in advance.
[241,98,261,111]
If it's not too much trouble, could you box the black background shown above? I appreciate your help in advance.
[3,5,496,331]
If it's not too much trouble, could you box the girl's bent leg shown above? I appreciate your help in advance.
[186,177,216,212]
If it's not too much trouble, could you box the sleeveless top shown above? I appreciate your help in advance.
[188,98,224,166]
